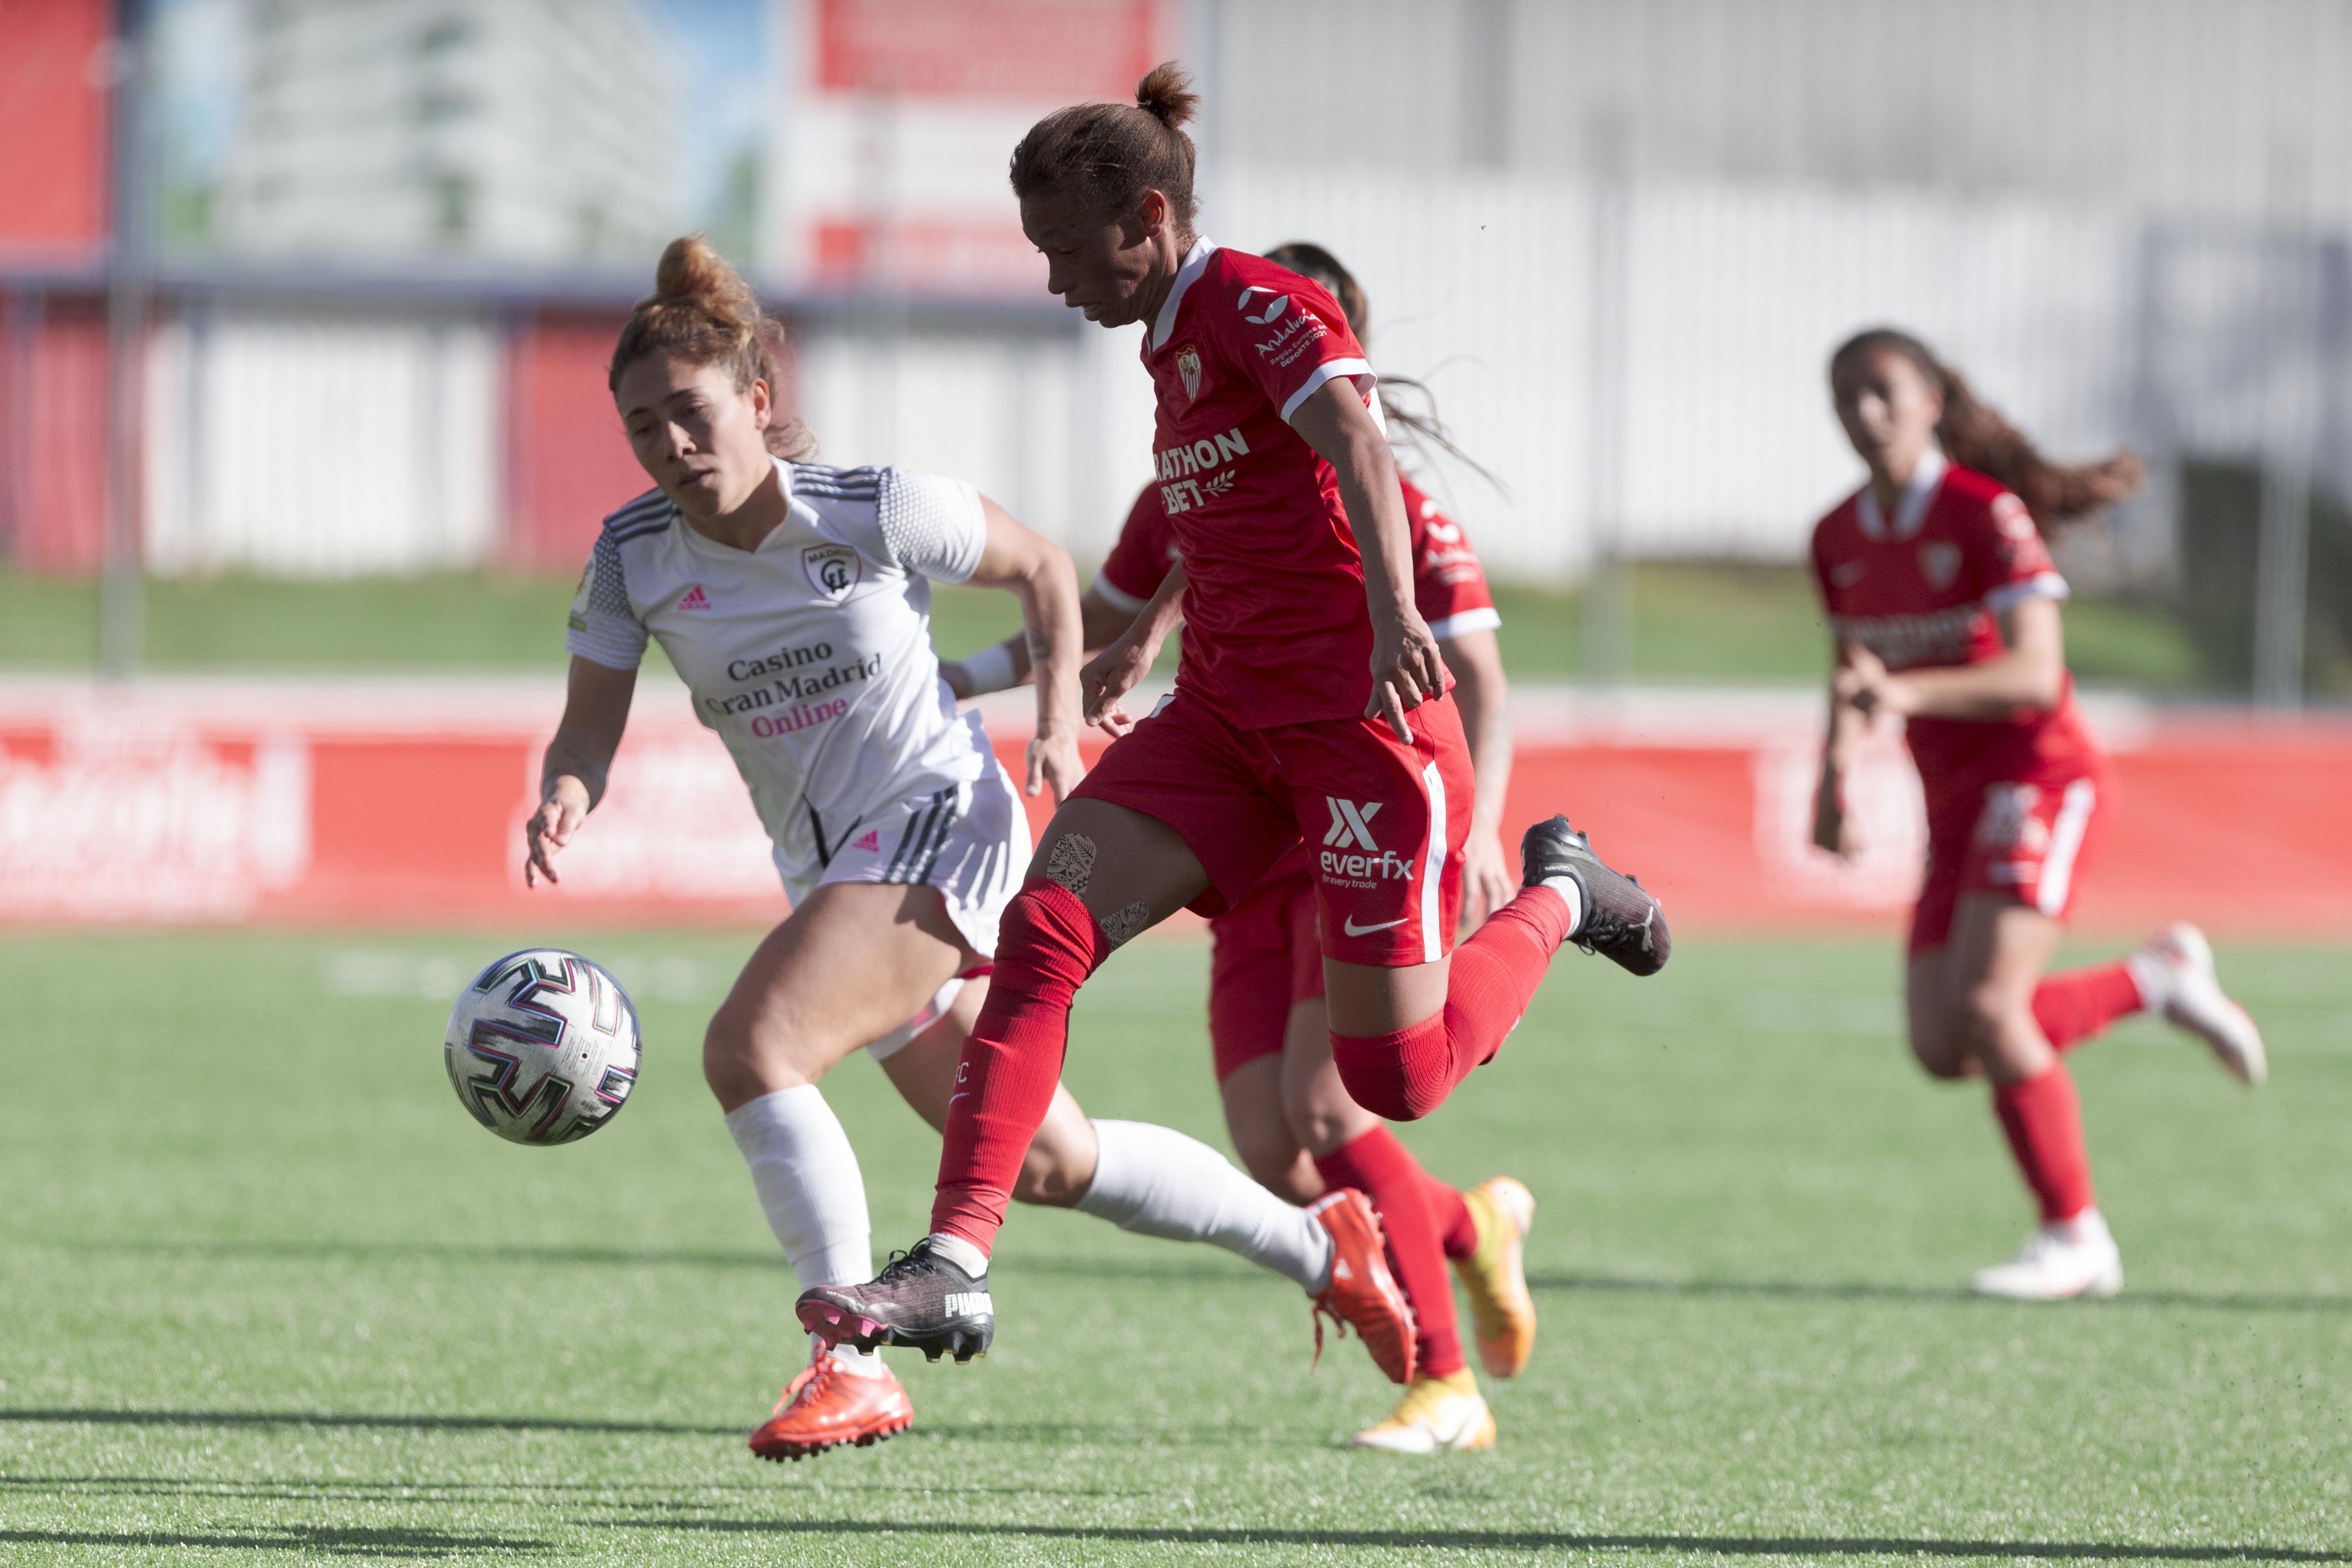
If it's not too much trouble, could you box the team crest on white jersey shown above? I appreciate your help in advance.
[802,544,861,601]
[1918,541,1962,591]
[1176,345,1203,401]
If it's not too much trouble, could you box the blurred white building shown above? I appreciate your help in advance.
[212,0,683,264]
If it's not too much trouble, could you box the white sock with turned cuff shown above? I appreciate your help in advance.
[922,1232,991,1276]
[1074,1119,1334,1292]
[1539,876,1586,939]
[724,1085,885,1377]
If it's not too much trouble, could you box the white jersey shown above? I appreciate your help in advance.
[567,458,1005,891]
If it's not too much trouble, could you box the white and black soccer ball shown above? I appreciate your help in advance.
[444,949,640,1146]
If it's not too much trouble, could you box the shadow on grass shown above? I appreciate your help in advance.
[0,1407,734,1438]
[626,1519,2349,1560]
[1525,1272,2352,1315]
[0,1527,542,1557]
[55,1239,2352,1315]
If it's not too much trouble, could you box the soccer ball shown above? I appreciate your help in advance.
[444,949,640,1146]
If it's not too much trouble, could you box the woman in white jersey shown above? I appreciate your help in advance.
[527,238,1413,1463]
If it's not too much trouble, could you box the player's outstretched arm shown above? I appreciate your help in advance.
[1290,380,1443,741]
[527,655,638,887]
[965,497,1085,802]
[1441,626,1517,925]
[1848,595,2067,721]
[942,588,1144,699]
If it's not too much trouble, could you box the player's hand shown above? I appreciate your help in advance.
[1027,718,1086,804]
[1081,628,1157,737]
[1365,608,1447,742]
[1833,644,1900,719]
[1458,827,1516,930]
[524,775,592,888]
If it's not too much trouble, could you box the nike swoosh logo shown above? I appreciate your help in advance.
[1341,915,1408,936]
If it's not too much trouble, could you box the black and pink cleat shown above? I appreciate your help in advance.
[796,1238,995,1364]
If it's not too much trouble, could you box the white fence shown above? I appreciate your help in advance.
[119,177,2235,583]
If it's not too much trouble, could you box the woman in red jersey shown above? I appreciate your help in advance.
[1811,328,2265,1301]
[798,65,1666,1376]
[943,240,1538,1453]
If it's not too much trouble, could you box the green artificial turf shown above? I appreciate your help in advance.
[0,565,2216,692]
[2,929,2346,1563]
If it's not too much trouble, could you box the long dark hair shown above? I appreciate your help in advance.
[1831,327,2139,529]
[1262,240,1504,496]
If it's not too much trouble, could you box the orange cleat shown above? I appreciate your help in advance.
[1306,1188,1418,1385]
[747,1352,914,1462]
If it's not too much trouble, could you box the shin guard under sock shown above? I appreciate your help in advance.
[2032,963,2145,1052]
[930,878,1110,1251]
[1992,1063,2096,1223]
[1329,889,1573,1121]
[1315,1129,1466,1379]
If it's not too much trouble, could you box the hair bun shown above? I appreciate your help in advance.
[1134,61,1198,131]
[652,234,756,326]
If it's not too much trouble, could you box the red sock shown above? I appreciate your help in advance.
[1425,1173,1476,1261]
[2032,963,2145,1052]
[1992,1063,2096,1223]
[1329,888,1571,1121]
[1315,1128,1466,1379]
[930,879,1110,1251]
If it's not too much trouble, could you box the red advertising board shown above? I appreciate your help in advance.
[4,681,2347,941]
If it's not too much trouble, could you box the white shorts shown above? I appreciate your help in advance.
[780,758,1028,1061]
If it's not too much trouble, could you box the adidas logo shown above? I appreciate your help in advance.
[678,584,712,610]
[850,829,881,853]
[943,1291,992,1319]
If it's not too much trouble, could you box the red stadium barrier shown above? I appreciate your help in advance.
[2,680,2347,937]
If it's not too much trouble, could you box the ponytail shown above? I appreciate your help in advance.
[1831,327,2139,530]
[610,235,816,461]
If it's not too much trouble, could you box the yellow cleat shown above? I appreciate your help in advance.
[1454,1177,1537,1378]
[1349,1368,1495,1454]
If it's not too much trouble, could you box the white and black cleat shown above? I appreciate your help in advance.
[1521,815,1669,977]
[796,1238,995,1364]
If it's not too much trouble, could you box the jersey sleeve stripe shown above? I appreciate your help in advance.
[603,491,671,530]
[1091,568,1151,613]
[1427,606,1501,641]
[1279,357,1376,423]
[1983,572,2070,612]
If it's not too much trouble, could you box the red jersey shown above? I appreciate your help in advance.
[1141,240,1378,728]
[1809,451,2102,789]
[1098,472,1498,643]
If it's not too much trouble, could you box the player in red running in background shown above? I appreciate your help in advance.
[799,65,1666,1370]
[944,238,1534,1453]
[1811,328,2266,1302]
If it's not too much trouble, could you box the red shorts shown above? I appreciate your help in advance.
[1909,766,2110,954]
[1069,690,1471,967]
[1206,850,1323,1082]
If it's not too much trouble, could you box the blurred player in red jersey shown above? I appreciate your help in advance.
[799,66,1667,1375]
[1811,328,2266,1301]
[943,241,1539,1453]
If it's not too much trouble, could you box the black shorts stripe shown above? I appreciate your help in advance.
[912,789,964,885]
[885,791,951,884]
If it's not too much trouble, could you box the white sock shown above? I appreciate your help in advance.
[723,1086,886,1377]
[1539,875,1586,938]
[1074,1119,1334,1293]
[923,1231,990,1277]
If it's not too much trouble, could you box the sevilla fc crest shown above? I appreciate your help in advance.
[1176,345,1203,401]
[1918,541,1962,591]
[802,544,861,601]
